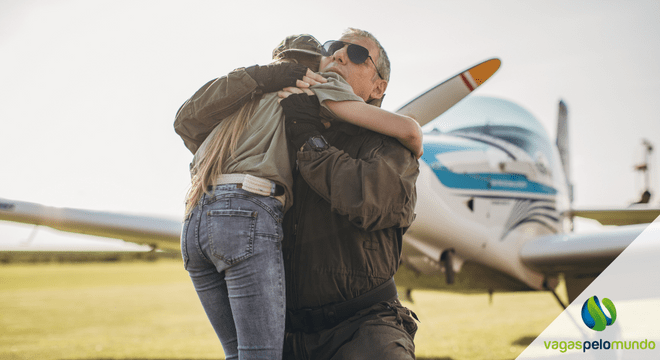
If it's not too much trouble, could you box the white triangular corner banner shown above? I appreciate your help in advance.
[517,217,660,359]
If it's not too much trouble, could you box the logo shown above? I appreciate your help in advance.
[581,296,617,331]
[543,295,656,353]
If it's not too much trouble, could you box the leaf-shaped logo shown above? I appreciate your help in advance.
[581,296,617,331]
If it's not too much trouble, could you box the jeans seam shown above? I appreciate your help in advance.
[180,213,191,269]
[213,192,283,224]
[193,207,214,266]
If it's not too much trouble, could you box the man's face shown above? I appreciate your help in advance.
[319,36,387,102]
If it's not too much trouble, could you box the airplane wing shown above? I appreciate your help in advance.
[396,58,501,126]
[0,198,182,251]
[568,208,660,225]
[519,224,649,275]
[519,221,658,302]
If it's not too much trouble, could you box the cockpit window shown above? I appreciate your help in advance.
[423,96,555,168]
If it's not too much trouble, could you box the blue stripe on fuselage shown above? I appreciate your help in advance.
[422,141,557,195]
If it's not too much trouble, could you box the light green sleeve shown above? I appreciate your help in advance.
[311,72,364,120]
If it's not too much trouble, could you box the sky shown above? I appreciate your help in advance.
[1,0,659,248]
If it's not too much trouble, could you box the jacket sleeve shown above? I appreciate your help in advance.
[297,135,419,231]
[174,68,259,154]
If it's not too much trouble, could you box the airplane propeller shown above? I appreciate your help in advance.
[396,58,501,126]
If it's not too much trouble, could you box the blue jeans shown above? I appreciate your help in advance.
[181,184,285,360]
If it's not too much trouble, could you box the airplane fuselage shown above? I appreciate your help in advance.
[400,96,571,292]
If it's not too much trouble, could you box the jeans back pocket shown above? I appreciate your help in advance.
[207,209,257,265]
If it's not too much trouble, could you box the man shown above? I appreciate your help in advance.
[175,29,419,359]
[279,28,418,359]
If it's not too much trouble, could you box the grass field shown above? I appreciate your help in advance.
[0,259,564,360]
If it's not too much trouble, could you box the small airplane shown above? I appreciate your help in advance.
[1,58,658,307]
[396,95,659,307]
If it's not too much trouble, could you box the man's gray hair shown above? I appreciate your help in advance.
[340,28,391,82]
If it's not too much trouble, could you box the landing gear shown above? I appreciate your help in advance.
[404,288,414,303]
[633,139,654,204]
[441,249,455,284]
[544,278,567,310]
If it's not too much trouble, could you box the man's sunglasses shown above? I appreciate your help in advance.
[321,40,383,79]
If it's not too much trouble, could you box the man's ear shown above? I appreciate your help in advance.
[368,79,388,102]
[367,95,384,107]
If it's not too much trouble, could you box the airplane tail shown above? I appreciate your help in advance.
[556,99,573,204]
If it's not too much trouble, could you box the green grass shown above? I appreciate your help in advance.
[0,260,564,360]
[405,290,563,359]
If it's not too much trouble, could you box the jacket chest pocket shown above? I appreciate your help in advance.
[207,209,257,265]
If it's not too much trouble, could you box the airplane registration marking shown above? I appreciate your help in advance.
[491,179,527,189]
[428,165,557,195]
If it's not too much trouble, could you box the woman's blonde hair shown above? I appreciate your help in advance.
[185,96,261,215]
